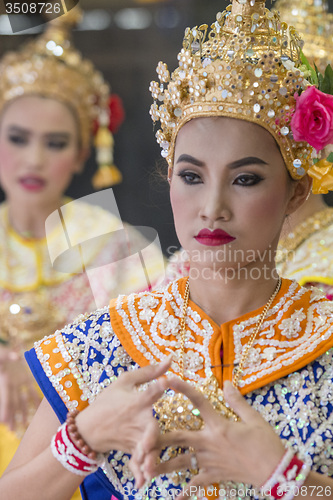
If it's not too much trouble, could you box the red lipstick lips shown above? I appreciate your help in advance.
[19,176,46,192]
[195,228,236,246]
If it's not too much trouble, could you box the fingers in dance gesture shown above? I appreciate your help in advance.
[75,357,171,456]
[131,378,286,498]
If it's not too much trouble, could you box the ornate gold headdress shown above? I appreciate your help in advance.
[274,0,333,73]
[0,7,123,188]
[149,0,333,192]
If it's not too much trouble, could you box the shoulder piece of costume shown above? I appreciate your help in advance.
[110,277,333,395]
[26,306,139,416]
[276,207,333,287]
[0,200,124,291]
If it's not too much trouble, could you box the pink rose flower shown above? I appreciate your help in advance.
[290,86,333,151]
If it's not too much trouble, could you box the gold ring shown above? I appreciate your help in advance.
[189,447,199,475]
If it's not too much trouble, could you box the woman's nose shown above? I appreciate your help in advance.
[25,142,44,171]
[199,189,231,222]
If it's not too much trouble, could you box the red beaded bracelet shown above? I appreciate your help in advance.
[51,411,105,476]
[261,448,310,500]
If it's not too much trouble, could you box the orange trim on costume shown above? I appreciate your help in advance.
[109,296,151,369]
[221,279,333,394]
[110,278,333,397]
[37,336,89,412]
[110,278,222,383]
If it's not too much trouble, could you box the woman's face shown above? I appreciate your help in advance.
[170,117,305,272]
[0,95,85,208]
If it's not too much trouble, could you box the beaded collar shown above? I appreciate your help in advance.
[110,277,333,394]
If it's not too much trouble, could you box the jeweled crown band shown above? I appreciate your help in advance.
[150,0,313,180]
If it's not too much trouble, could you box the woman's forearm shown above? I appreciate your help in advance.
[1,446,83,500]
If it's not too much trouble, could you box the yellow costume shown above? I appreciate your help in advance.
[0,8,165,479]
[0,198,164,475]
[277,207,333,293]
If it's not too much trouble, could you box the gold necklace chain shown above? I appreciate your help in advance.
[154,276,282,431]
[179,276,282,387]
[179,278,190,379]
[232,277,282,387]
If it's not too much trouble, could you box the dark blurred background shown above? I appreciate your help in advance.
[0,0,332,255]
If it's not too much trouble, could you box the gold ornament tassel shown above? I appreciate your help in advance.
[92,126,122,189]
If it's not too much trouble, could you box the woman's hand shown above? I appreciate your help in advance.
[76,357,171,456]
[0,345,41,433]
[131,378,286,496]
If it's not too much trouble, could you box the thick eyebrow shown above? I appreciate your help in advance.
[176,154,205,167]
[227,157,268,169]
[7,125,30,135]
[44,132,70,140]
[176,154,268,169]
[7,125,70,140]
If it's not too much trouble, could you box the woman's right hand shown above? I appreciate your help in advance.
[0,345,41,433]
[76,357,171,456]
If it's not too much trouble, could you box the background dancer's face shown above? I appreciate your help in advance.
[169,116,311,276]
[0,95,86,211]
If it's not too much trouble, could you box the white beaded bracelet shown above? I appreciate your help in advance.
[51,422,105,476]
[261,448,310,500]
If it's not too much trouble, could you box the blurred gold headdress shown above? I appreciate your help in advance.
[0,7,123,188]
[150,0,333,193]
[274,0,333,73]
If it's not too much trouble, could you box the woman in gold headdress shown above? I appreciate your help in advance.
[164,0,333,297]
[2,1,333,499]
[0,8,164,476]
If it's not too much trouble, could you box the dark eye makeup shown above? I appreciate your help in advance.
[177,170,264,187]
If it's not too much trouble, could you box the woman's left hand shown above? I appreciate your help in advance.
[130,378,285,495]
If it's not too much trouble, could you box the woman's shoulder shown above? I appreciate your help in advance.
[29,283,175,408]
[295,280,333,316]
[225,279,333,394]
[109,282,170,312]
[108,279,184,331]
[34,306,118,368]
[35,280,174,363]
[271,279,333,351]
